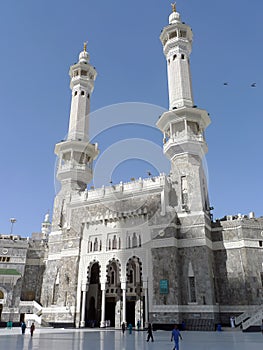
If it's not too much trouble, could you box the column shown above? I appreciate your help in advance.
[80,283,87,328]
[100,283,106,328]
[143,281,149,327]
[121,282,126,324]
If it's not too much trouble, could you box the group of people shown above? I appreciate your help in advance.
[20,321,35,336]
[121,321,183,349]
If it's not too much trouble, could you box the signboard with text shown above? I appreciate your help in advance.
[159,279,169,294]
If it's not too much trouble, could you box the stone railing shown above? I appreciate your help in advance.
[242,306,263,330]
[70,173,168,204]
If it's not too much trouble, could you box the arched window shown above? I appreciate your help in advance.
[94,238,98,251]
[138,235,141,247]
[112,235,117,250]
[99,240,102,251]
[129,270,133,284]
[118,238,121,249]
[132,233,137,248]
[0,291,4,299]
[111,271,115,285]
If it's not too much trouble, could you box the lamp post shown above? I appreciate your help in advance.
[10,218,17,235]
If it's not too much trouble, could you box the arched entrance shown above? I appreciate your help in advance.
[126,257,144,327]
[85,262,101,327]
[105,259,121,327]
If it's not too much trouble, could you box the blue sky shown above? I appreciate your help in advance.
[1,0,262,236]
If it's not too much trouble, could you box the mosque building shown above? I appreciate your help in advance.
[0,5,262,331]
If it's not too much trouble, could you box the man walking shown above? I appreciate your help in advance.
[30,322,35,337]
[146,323,154,342]
[171,324,182,350]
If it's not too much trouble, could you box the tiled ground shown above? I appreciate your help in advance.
[0,327,262,350]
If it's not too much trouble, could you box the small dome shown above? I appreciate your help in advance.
[44,212,50,223]
[169,11,181,24]
[79,50,89,63]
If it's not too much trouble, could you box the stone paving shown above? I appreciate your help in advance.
[0,327,262,350]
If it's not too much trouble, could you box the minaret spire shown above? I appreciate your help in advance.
[171,2,176,12]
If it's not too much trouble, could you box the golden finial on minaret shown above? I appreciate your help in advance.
[171,2,176,12]
[83,41,87,52]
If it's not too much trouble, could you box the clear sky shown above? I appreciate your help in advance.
[1,0,262,237]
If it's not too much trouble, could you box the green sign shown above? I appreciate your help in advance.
[159,279,169,294]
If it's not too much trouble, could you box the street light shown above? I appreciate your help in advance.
[9,218,17,235]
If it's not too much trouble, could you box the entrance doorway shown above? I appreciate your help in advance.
[126,301,135,326]
[105,298,116,327]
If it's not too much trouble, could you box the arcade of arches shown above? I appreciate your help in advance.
[80,257,148,328]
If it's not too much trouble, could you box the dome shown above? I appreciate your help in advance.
[79,50,89,63]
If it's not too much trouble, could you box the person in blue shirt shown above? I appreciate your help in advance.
[171,324,182,350]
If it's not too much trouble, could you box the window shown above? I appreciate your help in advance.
[94,238,98,251]
[180,30,187,38]
[132,233,137,248]
[181,176,188,205]
[81,70,87,76]
[111,271,115,285]
[169,31,177,39]
[181,54,185,59]
[81,91,85,96]
[112,235,117,250]
[129,270,133,284]
[74,91,77,96]
[173,54,177,60]
[0,291,4,299]
[188,276,196,302]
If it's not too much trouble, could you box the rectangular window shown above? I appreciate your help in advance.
[169,31,177,39]
[180,30,187,38]
[188,276,196,302]
[181,176,188,205]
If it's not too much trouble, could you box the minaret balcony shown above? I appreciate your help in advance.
[163,136,208,159]
[59,161,92,172]
[57,160,93,184]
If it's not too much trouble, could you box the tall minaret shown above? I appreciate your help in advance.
[55,43,99,192]
[157,4,211,213]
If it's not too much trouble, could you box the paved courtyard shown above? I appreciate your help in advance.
[0,328,262,350]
